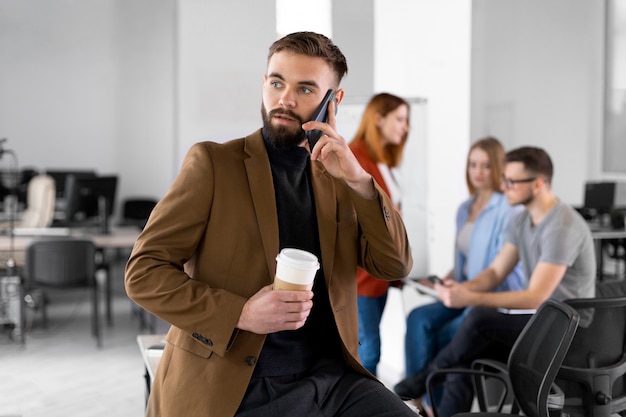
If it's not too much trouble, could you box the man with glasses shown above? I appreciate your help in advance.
[394,146,595,417]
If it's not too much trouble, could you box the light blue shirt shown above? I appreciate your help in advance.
[454,192,525,291]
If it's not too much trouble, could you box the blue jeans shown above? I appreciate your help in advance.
[405,301,465,376]
[357,293,388,376]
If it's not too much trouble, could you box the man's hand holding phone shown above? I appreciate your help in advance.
[303,89,375,199]
[305,89,336,151]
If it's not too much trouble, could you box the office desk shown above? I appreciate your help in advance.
[137,334,167,405]
[590,227,626,280]
[0,226,141,325]
[0,226,140,252]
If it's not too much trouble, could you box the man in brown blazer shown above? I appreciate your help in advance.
[125,31,415,417]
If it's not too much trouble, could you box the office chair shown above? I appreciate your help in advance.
[24,237,103,347]
[557,280,626,417]
[425,300,580,417]
[120,198,157,229]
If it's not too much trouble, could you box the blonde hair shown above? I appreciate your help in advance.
[465,136,505,195]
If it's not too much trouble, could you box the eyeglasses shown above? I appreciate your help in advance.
[502,176,537,189]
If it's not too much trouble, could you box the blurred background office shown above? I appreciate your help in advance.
[2,0,624,266]
[0,0,625,412]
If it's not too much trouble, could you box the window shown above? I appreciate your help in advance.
[604,0,626,173]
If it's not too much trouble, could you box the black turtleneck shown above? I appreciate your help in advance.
[251,132,342,377]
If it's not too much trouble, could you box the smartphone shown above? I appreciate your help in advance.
[427,275,444,285]
[306,89,336,151]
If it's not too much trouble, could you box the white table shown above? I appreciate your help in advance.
[137,334,167,406]
[590,227,626,280]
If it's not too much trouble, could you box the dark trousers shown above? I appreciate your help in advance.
[431,307,532,417]
[236,358,417,417]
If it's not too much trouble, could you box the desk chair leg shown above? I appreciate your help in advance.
[93,279,102,348]
[42,293,49,329]
[102,266,113,326]
[95,266,112,326]
[95,248,113,327]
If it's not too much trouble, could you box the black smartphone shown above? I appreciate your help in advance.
[427,275,444,285]
[306,89,336,151]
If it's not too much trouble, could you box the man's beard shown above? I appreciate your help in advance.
[261,103,306,149]
[518,192,535,207]
[508,191,534,207]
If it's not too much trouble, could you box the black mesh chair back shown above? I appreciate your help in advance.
[26,238,95,287]
[121,198,157,229]
[507,300,580,417]
[24,237,102,347]
[559,280,626,417]
[445,300,580,417]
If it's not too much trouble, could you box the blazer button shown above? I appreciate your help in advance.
[245,356,257,366]
[192,332,213,346]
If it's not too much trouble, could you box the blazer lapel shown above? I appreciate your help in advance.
[244,131,279,283]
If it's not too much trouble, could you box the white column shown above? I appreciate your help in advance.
[373,0,472,385]
[374,0,472,280]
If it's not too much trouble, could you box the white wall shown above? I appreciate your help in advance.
[373,0,472,384]
[113,0,176,202]
[374,0,472,277]
[471,0,606,205]
[1,1,610,210]
[175,0,276,164]
[0,0,176,212]
[0,0,276,218]
[0,1,119,171]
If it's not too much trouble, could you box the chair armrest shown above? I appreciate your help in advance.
[559,353,626,383]
[425,367,511,416]
[472,358,508,373]
[565,296,626,310]
[471,359,513,412]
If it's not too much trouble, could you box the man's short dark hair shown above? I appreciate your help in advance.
[268,32,348,85]
[505,146,554,184]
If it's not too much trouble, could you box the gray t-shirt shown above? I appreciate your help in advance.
[507,201,596,306]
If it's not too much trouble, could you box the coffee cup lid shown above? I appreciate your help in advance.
[276,248,320,271]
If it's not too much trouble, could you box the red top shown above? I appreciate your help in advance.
[349,138,393,297]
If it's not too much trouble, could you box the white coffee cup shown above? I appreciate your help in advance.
[274,248,320,291]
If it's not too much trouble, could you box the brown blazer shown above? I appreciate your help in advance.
[125,129,413,417]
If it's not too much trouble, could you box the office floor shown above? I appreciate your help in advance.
[0,258,166,417]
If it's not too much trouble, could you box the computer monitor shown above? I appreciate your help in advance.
[584,182,616,215]
[63,175,118,230]
[44,169,97,199]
